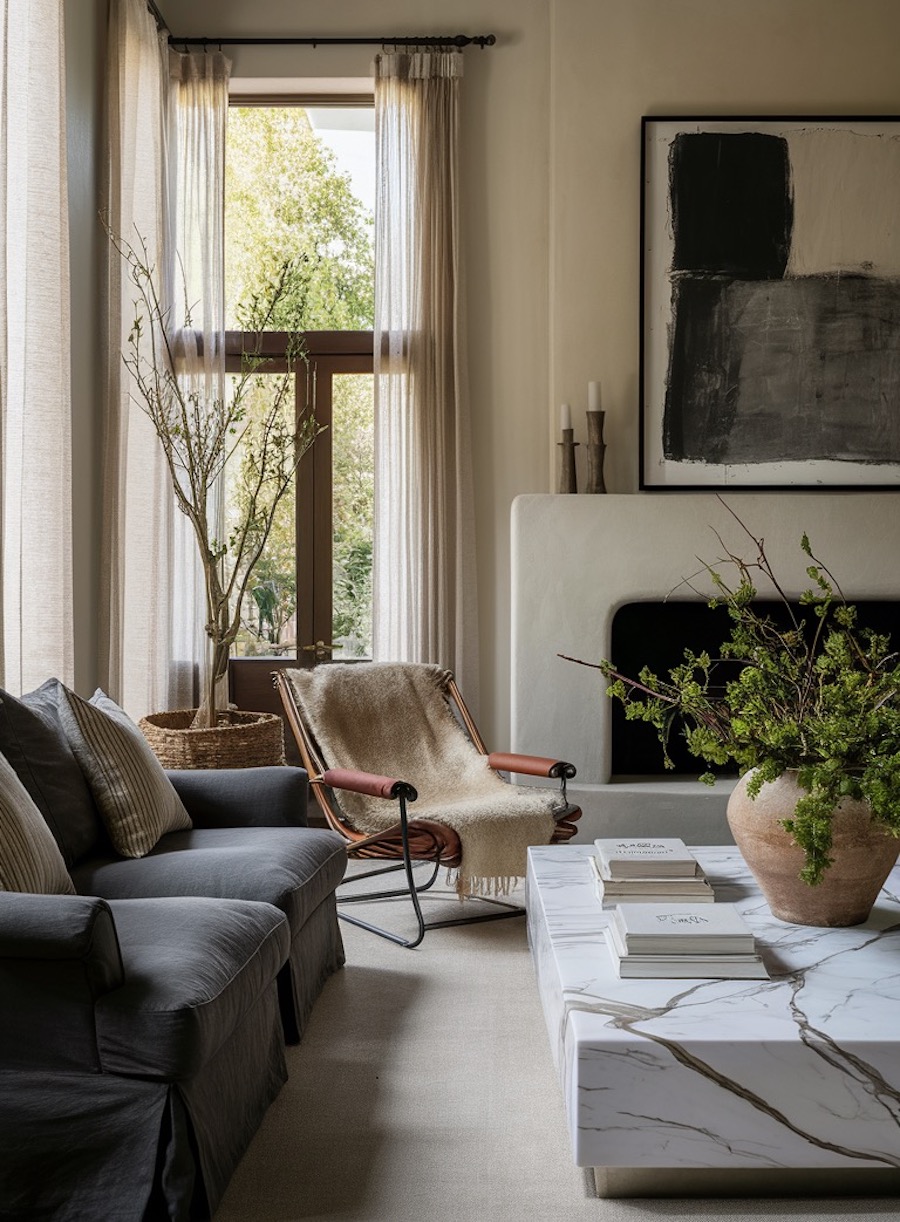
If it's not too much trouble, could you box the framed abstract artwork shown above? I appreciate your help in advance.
[640,115,900,489]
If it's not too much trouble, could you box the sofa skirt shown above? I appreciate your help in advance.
[282,888,346,1043]
[0,982,287,1221]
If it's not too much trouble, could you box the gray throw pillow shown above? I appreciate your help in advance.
[54,685,192,859]
[3,682,103,865]
[0,752,75,894]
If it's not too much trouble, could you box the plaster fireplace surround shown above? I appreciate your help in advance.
[511,492,900,844]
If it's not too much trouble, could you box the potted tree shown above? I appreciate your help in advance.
[569,505,900,926]
[110,228,320,766]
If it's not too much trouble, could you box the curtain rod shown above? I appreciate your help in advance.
[165,34,496,49]
[144,5,494,48]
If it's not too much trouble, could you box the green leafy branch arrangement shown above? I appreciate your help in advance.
[564,508,900,885]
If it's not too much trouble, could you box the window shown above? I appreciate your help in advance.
[223,101,375,674]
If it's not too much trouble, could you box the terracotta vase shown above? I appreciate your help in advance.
[726,770,900,926]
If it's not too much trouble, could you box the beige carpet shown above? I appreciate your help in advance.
[214,874,900,1222]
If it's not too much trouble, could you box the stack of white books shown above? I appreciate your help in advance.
[605,902,768,978]
[589,837,714,904]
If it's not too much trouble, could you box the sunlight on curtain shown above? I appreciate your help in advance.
[373,51,479,704]
[167,49,231,715]
[103,0,177,718]
[0,0,74,692]
[103,0,229,718]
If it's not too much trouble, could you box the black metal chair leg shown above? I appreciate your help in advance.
[336,791,525,948]
[338,790,426,947]
[337,854,442,901]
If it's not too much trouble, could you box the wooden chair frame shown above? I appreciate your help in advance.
[276,668,581,948]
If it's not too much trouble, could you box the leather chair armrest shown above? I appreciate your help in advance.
[321,767,418,802]
[488,752,577,779]
[166,765,309,828]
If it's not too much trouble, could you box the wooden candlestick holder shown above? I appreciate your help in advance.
[585,411,606,494]
[557,428,579,494]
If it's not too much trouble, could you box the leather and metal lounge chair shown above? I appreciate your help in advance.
[277,662,580,948]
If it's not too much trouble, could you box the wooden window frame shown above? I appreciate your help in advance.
[224,329,374,663]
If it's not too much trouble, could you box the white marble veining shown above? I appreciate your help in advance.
[526,844,900,1172]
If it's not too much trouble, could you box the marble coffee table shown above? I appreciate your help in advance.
[526,843,900,1197]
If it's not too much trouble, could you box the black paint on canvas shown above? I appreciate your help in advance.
[664,275,900,465]
[670,132,793,279]
[663,278,740,462]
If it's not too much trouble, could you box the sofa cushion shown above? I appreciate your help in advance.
[2,682,104,865]
[70,826,347,933]
[0,754,75,895]
[95,896,289,1079]
[50,683,191,858]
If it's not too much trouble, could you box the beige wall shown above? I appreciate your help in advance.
[550,0,900,500]
[67,0,900,742]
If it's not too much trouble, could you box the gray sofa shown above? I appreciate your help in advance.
[0,683,347,1221]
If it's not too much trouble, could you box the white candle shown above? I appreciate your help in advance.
[588,381,602,412]
[560,402,572,431]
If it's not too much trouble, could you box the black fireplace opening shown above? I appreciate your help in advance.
[609,599,900,777]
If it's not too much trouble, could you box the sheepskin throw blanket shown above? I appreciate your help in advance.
[284,663,560,898]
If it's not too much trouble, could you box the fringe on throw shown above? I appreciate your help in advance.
[449,868,521,899]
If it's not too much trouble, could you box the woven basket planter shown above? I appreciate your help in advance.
[139,709,285,770]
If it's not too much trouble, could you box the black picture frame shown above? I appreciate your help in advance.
[640,115,900,490]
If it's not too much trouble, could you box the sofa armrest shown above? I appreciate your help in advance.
[166,765,308,828]
[0,893,124,1071]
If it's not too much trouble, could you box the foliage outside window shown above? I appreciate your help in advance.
[331,373,374,654]
[224,105,375,661]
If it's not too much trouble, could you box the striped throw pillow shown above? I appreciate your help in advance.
[54,686,191,858]
[0,752,75,893]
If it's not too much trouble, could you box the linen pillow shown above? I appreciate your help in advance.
[53,685,191,859]
[0,751,75,894]
[2,682,103,865]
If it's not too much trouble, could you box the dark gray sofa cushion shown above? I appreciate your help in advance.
[70,826,347,932]
[1,682,103,865]
[96,895,289,1079]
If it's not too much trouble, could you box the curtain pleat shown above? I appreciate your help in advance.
[167,49,230,714]
[0,0,74,693]
[102,0,229,718]
[102,0,175,718]
[373,51,478,706]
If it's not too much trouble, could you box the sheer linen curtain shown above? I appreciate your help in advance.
[103,0,176,717]
[166,49,231,715]
[0,0,74,692]
[103,0,228,718]
[373,51,479,704]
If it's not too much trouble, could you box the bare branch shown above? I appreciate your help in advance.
[107,219,314,723]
